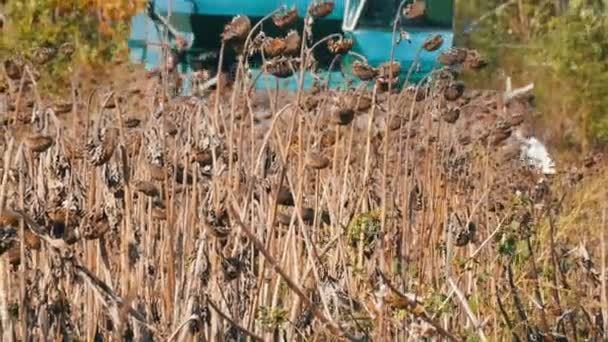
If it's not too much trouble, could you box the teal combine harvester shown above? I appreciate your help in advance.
[128,0,454,92]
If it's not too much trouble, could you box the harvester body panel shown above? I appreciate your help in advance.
[128,0,454,91]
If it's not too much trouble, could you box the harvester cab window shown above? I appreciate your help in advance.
[344,0,453,30]
[360,0,401,28]
[343,0,365,31]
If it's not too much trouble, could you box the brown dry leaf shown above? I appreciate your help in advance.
[277,211,293,226]
[306,152,330,170]
[88,128,118,166]
[63,137,84,160]
[327,38,353,54]
[82,211,110,240]
[53,102,73,115]
[350,93,372,111]
[388,116,403,131]
[134,180,160,197]
[6,246,20,266]
[320,130,337,148]
[302,94,320,111]
[47,207,80,227]
[24,229,41,250]
[384,292,412,309]
[126,131,142,158]
[4,58,23,80]
[25,134,54,153]
[151,207,168,221]
[0,210,20,227]
[148,163,166,181]
[193,149,213,166]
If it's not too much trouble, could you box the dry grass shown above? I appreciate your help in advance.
[0,3,606,341]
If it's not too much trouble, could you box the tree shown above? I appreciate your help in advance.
[456,0,608,151]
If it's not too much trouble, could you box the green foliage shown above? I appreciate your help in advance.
[8,302,18,319]
[0,0,143,90]
[456,0,608,149]
[424,292,456,317]
[347,210,381,256]
[392,308,408,321]
[497,231,518,257]
[497,192,535,260]
[542,5,608,144]
[464,328,483,342]
[257,306,288,331]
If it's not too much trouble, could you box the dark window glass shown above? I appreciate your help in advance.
[357,0,453,29]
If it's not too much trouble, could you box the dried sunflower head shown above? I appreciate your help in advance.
[124,116,141,128]
[0,210,19,228]
[59,42,75,57]
[29,46,57,65]
[283,30,301,56]
[444,81,465,101]
[276,186,295,207]
[379,61,402,79]
[134,180,160,198]
[25,134,54,153]
[3,58,24,80]
[422,35,443,52]
[309,1,335,18]
[86,127,118,167]
[348,92,372,111]
[221,15,252,43]
[264,57,299,78]
[441,108,461,124]
[352,60,378,81]
[306,152,330,170]
[263,37,287,58]
[327,37,353,54]
[437,48,468,66]
[330,106,355,126]
[272,7,299,28]
[464,49,488,71]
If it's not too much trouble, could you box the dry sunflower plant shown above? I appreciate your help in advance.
[0,2,606,341]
